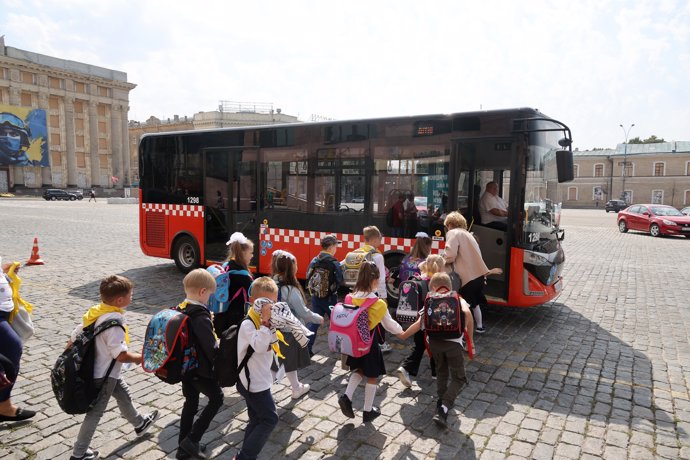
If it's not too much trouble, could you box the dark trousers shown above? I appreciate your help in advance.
[401,329,436,377]
[429,339,467,409]
[307,295,335,353]
[0,311,22,402]
[236,382,278,460]
[179,376,224,444]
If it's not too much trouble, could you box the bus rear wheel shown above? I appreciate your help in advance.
[172,235,200,273]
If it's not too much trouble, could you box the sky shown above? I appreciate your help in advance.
[1,0,689,149]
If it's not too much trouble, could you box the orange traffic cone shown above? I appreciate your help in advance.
[27,237,44,265]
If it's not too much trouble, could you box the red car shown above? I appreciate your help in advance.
[617,204,690,238]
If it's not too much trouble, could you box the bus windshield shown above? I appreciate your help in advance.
[522,125,564,249]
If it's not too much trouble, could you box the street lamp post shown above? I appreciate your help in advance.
[619,123,635,203]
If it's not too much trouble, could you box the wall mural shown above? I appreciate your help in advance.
[0,104,49,167]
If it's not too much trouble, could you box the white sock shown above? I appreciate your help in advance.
[473,305,483,328]
[363,383,377,411]
[286,371,300,391]
[345,373,363,399]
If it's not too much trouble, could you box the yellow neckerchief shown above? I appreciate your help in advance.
[7,262,34,323]
[178,299,219,341]
[350,292,387,330]
[247,307,287,359]
[83,302,130,345]
[359,244,381,255]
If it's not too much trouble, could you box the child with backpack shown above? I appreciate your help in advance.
[177,269,224,460]
[305,234,343,355]
[236,277,281,460]
[398,232,432,282]
[342,226,392,352]
[338,262,405,423]
[272,250,323,399]
[395,254,445,387]
[212,232,254,336]
[399,272,473,429]
[68,275,158,460]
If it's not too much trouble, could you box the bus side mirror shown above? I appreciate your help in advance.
[556,150,574,183]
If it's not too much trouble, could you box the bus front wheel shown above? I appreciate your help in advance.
[172,235,200,273]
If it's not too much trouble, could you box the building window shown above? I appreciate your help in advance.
[622,162,634,177]
[98,138,107,150]
[686,161,690,176]
[568,187,578,201]
[98,86,111,97]
[654,162,665,177]
[594,164,604,177]
[50,133,61,147]
[652,190,664,204]
[51,152,62,166]
[49,115,59,128]
[21,72,36,85]
[73,100,84,112]
[75,118,84,131]
[20,92,33,106]
[49,77,64,89]
[0,68,7,80]
[97,104,107,116]
[685,190,690,205]
[49,97,59,110]
[98,121,107,133]
[76,153,86,168]
[573,164,579,178]
[76,135,85,148]
[100,154,109,168]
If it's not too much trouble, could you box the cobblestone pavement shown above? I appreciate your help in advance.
[1,200,689,459]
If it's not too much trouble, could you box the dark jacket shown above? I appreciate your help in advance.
[224,259,253,322]
[183,302,217,380]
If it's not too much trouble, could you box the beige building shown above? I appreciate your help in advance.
[562,142,690,208]
[128,101,298,185]
[0,38,136,192]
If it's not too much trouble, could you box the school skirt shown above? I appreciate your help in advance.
[346,328,386,378]
[278,332,311,373]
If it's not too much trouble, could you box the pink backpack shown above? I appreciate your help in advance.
[328,295,378,357]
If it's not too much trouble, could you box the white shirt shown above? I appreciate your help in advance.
[371,252,387,299]
[0,273,13,313]
[71,312,127,380]
[237,319,277,393]
[479,192,508,224]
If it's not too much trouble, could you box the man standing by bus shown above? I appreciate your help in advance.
[479,182,508,231]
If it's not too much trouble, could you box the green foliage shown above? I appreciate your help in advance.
[628,135,665,144]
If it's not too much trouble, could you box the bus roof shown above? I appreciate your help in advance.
[138,107,550,141]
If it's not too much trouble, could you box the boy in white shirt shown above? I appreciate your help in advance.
[235,277,280,460]
[69,275,158,460]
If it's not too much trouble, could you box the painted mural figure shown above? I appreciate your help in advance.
[0,108,49,167]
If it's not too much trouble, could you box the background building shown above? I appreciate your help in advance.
[563,142,690,208]
[128,101,298,185]
[0,37,136,193]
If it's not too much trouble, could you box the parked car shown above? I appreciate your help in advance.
[617,204,690,237]
[605,200,627,213]
[681,207,690,216]
[67,189,84,200]
[42,189,79,201]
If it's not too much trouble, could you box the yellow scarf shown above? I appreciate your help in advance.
[247,308,287,359]
[7,262,33,323]
[83,302,130,345]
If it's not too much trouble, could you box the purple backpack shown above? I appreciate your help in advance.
[398,256,422,282]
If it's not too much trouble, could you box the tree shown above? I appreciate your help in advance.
[628,135,665,144]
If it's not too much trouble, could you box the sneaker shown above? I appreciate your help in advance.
[363,407,381,423]
[135,410,159,437]
[291,383,310,399]
[380,342,392,353]
[179,437,207,460]
[338,394,355,419]
[475,325,486,334]
[70,449,100,460]
[433,405,448,429]
[396,367,412,388]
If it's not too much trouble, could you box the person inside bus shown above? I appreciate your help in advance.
[479,182,508,231]
[403,192,418,237]
[389,194,405,237]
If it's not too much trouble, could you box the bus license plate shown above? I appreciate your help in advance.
[554,279,563,292]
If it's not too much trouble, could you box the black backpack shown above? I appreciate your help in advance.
[396,278,428,323]
[215,317,255,388]
[51,319,124,414]
[422,291,465,340]
[307,256,337,299]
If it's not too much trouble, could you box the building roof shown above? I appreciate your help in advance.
[574,141,690,157]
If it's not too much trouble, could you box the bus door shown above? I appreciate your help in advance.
[452,139,514,302]
[203,148,259,265]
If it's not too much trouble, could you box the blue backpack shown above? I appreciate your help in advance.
[206,263,252,314]
[398,255,422,282]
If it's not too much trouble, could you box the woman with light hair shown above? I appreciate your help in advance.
[442,212,502,334]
